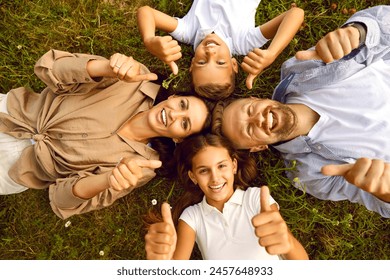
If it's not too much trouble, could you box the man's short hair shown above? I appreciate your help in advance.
[193,72,236,101]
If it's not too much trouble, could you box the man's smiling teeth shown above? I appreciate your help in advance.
[209,182,225,189]
[268,112,274,130]
[161,108,167,126]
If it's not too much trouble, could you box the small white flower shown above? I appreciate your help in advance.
[99,250,104,256]
[64,221,71,228]
[17,45,22,50]
[151,199,157,205]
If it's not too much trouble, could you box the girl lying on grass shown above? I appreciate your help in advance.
[145,133,308,260]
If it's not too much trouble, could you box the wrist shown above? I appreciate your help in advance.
[344,22,367,45]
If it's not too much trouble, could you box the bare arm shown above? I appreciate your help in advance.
[172,220,196,260]
[137,6,181,74]
[86,53,157,82]
[242,7,304,89]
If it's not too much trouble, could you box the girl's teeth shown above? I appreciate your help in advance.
[210,183,224,189]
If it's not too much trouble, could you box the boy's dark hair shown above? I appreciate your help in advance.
[192,72,236,101]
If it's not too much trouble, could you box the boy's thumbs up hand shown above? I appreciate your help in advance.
[252,186,292,255]
[145,202,177,260]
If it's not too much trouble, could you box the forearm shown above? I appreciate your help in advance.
[86,59,116,79]
[72,172,111,199]
[282,233,309,260]
[137,6,177,43]
[261,8,304,56]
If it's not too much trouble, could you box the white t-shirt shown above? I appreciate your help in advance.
[179,187,280,260]
[170,0,268,55]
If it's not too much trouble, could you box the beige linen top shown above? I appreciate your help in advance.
[0,49,160,219]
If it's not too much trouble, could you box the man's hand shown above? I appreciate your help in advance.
[295,26,360,63]
[110,53,158,82]
[241,48,276,89]
[143,36,181,74]
[322,158,390,202]
[108,158,162,191]
[145,202,177,260]
[251,186,292,255]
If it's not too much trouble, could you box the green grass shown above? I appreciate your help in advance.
[1,0,389,260]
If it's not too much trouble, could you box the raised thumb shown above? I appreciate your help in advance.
[168,61,179,75]
[260,186,272,213]
[295,50,321,61]
[161,202,174,226]
[321,163,353,176]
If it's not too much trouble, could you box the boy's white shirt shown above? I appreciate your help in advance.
[169,0,268,55]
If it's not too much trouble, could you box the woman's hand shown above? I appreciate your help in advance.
[109,53,158,82]
[108,158,162,191]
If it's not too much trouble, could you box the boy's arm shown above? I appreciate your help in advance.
[242,7,304,89]
[137,6,181,74]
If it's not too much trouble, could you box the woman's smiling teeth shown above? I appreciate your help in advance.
[161,108,167,126]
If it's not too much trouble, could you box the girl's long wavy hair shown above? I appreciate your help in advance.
[170,133,258,224]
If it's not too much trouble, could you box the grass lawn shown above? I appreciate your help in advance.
[0,0,389,260]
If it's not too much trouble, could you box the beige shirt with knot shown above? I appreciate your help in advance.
[0,49,160,219]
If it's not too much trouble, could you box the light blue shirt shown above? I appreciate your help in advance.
[272,5,390,218]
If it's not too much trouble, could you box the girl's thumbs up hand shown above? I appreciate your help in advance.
[251,186,292,255]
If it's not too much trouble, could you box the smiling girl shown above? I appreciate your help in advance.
[144,133,308,260]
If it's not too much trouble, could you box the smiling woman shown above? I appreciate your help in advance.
[0,49,213,220]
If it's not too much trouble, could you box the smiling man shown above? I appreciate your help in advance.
[213,5,390,218]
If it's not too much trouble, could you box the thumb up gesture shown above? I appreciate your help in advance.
[251,186,292,255]
[145,202,177,260]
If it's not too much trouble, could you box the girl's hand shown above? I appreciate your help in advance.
[145,202,177,260]
[109,53,158,82]
[108,158,162,191]
[251,186,292,255]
